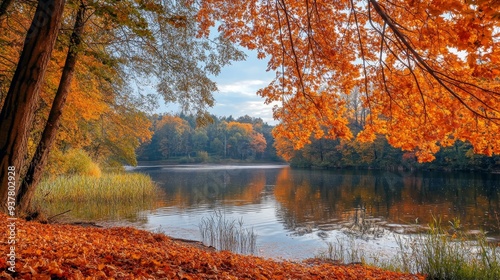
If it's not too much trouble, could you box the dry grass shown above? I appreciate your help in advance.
[35,173,159,203]
[32,173,162,221]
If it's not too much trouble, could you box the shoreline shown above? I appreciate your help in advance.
[0,214,424,279]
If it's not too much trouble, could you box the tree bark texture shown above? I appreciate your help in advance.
[17,2,86,214]
[0,0,66,214]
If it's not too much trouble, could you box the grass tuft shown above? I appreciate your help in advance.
[199,210,257,255]
[33,173,163,221]
[316,236,366,264]
[394,217,500,280]
[317,216,500,280]
[35,173,159,203]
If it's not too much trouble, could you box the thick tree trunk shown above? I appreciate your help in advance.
[0,0,66,214]
[17,2,86,215]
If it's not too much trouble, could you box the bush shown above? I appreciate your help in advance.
[46,148,101,177]
[197,151,209,162]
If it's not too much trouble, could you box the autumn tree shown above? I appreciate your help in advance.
[155,115,192,158]
[137,114,273,161]
[17,0,87,214]
[0,0,244,214]
[0,0,66,213]
[198,0,500,163]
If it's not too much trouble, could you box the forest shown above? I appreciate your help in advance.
[136,114,279,162]
[141,113,499,172]
[286,135,500,171]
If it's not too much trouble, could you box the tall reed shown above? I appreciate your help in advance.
[33,173,162,221]
[316,236,366,264]
[317,216,500,280]
[394,217,500,279]
[35,173,160,203]
[199,211,257,255]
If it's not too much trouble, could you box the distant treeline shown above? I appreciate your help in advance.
[287,136,500,172]
[136,114,281,162]
[137,113,499,171]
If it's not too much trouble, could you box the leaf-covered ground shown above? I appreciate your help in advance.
[0,214,424,279]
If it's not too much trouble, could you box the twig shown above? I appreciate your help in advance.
[47,209,71,221]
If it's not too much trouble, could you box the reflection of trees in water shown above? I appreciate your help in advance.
[146,167,276,208]
[273,169,500,235]
[40,199,164,224]
[139,166,500,236]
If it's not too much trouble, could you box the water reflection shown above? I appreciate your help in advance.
[273,168,500,236]
[39,199,166,224]
[137,165,500,238]
[140,165,281,208]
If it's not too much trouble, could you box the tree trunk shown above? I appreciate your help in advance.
[0,0,66,214]
[17,1,86,215]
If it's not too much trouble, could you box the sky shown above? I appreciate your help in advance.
[157,50,279,125]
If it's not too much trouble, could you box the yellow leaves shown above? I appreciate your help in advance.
[357,129,377,143]
[47,261,64,276]
[227,121,253,135]
[157,115,190,133]
[131,253,142,260]
[415,150,437,163]
[250,132,267,154]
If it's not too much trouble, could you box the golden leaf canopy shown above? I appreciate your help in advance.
[197,0,500,162]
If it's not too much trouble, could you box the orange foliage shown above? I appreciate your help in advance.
[157,115,190,133]
[0,214,424,279]
[198,0,500,162]
[227,122,253,135]
[250,132,267,154]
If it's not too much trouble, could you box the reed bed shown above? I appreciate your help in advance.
[35,173,159,203]
[317,217,500,280]
[316,236,366,264]
[394,218,500,280]
[199,211,257,255]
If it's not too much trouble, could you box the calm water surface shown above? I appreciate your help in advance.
[113,165,500,260]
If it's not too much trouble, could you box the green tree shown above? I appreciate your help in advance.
[192,130,209,154]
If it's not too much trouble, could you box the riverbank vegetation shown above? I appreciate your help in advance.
[316,217,500,280]
[31,172,162,221]
[0,213,423,279]
[35,173,158,204]
[198,211,257,255]
[30,148,162,221]
[138,113,499,172]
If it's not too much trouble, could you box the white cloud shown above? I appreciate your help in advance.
[217,80,268,96]
[209,92,280,125]
[155,48,280,124]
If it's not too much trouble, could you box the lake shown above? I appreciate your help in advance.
[108,164,500,260]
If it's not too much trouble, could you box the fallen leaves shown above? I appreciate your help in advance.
[0,213,424,279]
